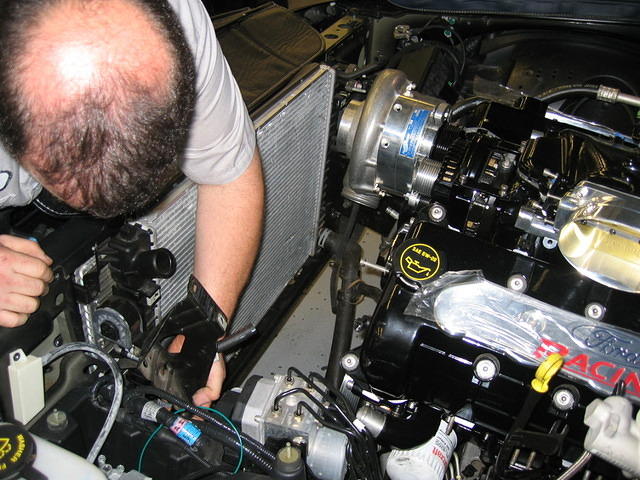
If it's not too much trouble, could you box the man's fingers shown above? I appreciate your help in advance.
[0,235,53,265]
[2,292,41,316]
[10,253,54,282]
[192,355,226,407]
[167,334,186,354]
[2,273,50,298]
[0,310,30,328]
[0,238,52,329]
[0,240,54,284]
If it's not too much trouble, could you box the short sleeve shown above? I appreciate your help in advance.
[169,0,256,185]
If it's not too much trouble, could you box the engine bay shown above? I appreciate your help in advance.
[1,1,639,479]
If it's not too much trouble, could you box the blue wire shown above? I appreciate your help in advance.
[137,407,244,475]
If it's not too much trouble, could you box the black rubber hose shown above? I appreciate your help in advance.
[450,96,488,121]
[536,84,600,103]
[336,62,385,80]
[323,231,362,390]
[131,386,276,464]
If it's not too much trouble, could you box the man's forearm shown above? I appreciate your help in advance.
[193,148,264,318]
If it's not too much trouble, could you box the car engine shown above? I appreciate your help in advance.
[1,1,640,480]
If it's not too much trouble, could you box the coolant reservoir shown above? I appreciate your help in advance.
[555,181,640,293]
[0,422,105,480]
[32,435,105,479]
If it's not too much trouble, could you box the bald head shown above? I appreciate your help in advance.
[23,0,173,113]
[0,0,196,217]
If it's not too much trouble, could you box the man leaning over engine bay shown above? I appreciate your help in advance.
[0,0,264,405]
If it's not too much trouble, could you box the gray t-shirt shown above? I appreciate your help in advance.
[0,0,256,209]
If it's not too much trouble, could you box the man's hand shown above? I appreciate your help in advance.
[0,234,53,328]
[0,235,53,327]
[192,354,226,407]
[167,333,227,407]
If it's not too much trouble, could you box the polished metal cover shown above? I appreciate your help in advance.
[555,181,640,293]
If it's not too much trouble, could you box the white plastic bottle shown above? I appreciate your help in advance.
[32,434,106,480]
[386,420,457,480]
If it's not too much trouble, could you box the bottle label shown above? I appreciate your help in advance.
[170,418,202,447]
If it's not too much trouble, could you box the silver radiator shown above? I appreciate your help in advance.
[76,65,334,334]
[234,65,335,331]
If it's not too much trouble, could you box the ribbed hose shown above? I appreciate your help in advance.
[537,84,600,103]
[132,386,275,464]
[196,422,273,473]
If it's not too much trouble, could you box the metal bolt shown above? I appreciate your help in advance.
[292,436,306,447]
[47,409,69,432]
[53,335,63,348]
[526,451,537,469]
[13,352,21,362]
[380,138,390,149]
[474,357,499,382]
[385,207,400,220]
[404,82,416,96]
[507,274,528,292]
[445,416,456,435]
[393,103,402,112]
[393,25,411,40]
[341,352,360,372]
[510,448,521,466]
[542,237,558,249]
[428,203,446,223]
[552,388,576,411]
[585,302,605,321]
[499,184,509,197]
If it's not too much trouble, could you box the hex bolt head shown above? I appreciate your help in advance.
[473,354,500,382]
[552,387,577,411]
[428,204,446,223]
[341,352,360,372]
[585,302,605,321]
[507,274,528,292]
